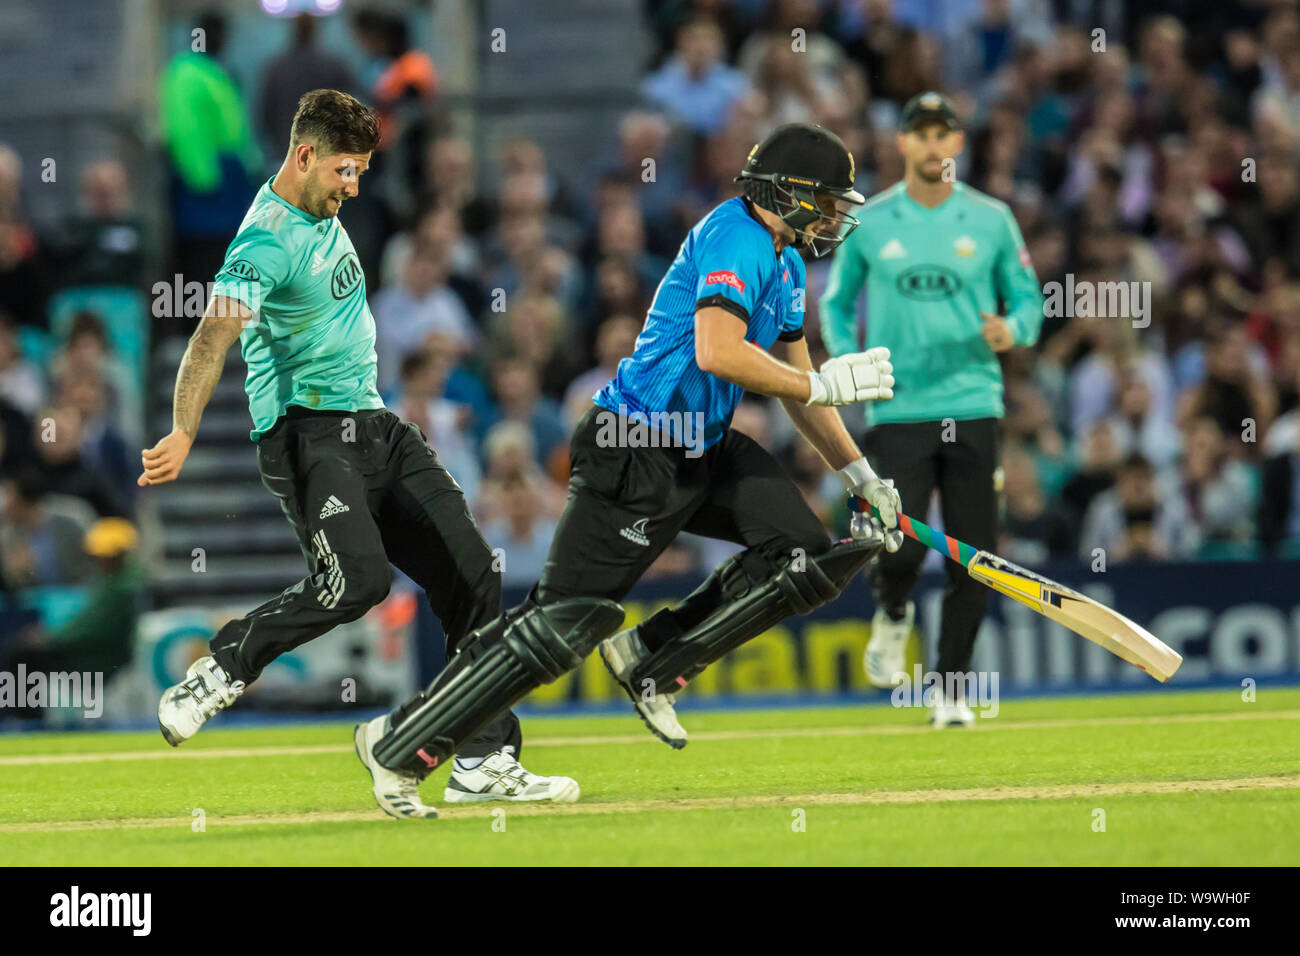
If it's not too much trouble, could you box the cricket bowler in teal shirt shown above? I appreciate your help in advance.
[820,92,1045,726]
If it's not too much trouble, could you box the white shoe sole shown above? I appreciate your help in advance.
[354,721,438,820]
[443,776,580,804]
[599,639,687,749]
[157,716,184,747]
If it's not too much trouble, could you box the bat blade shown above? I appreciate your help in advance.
[967,551,1182,682]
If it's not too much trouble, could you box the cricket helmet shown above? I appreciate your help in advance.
[735,123,865,257]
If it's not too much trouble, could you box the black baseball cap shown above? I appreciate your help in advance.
[900,92,960,133]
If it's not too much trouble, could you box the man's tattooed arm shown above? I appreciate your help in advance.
[173,296,248,439]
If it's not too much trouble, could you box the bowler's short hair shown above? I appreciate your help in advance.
[290,89,381,156]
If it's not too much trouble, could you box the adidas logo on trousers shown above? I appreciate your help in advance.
[320,495,350,519]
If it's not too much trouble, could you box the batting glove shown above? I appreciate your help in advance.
[838,457,905,553]
[806,347,894,406]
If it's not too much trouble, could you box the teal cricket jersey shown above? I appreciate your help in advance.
[210,178,384,440]
[819,181,1043,426]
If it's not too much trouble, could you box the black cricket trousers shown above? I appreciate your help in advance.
[534,405,831,651]
[210,405,520,758]
[862,417,1001,677]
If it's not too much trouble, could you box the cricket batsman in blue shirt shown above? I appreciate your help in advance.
[821,93,1045,727]
[358,124,907,786]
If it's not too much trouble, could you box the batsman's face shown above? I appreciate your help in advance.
[303,149,372,218]
[809,192,855,236]
[898,125,964,183]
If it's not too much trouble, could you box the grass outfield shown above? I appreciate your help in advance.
[2,687,1298,865]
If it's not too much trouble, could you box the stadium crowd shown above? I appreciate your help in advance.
[2,0,1300,615]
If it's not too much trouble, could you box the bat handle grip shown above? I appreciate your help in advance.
[847,494,881,523]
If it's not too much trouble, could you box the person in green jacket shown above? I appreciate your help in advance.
[820,92,1044,727]
[159,12,263,290]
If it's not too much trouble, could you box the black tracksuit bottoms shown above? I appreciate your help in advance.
[209,405,520,758]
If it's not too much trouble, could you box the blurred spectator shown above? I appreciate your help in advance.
[56,374,133,509]
[1177,325,1276,457]
[0,316,47,417]
[425,331,496,438]
[484,213,548,301]
[642,17,751,135]
[55,160,148,288]
[418,137,495,237]
[1232,150,1300,280]
[481,476,559,589]
[1003,375,1069,496]
[788,439,833,526]
[0,145,51,328]
[749,36,834,130]
[499,136,581,226]
[159,11,262,286]
[840,0,907,98]
[380,205,483,311]
[738,0,847,92]
[474,421,566,528]
[583,200,668,292]
[392,349,481,504]
[0,518,144,716]
[1078,454,1179,563]
[49,310,140,445]
[563,314,641,425]
[1107,368,1182,469]
[1260,361,1300,555]
[588,111,687,246]
[1061,420,1123,538]
[0,469,93,590]
[354,9,437,152]
[1068,318,1175,442]
[34,406,129,518]
[584,254,649,328]
[372,238,478,393]
[489,292,582,399]
[1000,443,1073,565]
[1164,416,1257,556]
[876,28,943,105]
[488,356,569,473]
[258,13,357,158]
[0,396,37,475]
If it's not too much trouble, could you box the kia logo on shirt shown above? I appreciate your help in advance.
[896,265,962,301]
[221,259,261,282]
[331,253,363,300]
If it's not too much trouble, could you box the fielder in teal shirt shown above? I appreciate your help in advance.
[140,90,574,807]
[820,178,1043,426]
[211,176,384,439]
[819,91,1045,725]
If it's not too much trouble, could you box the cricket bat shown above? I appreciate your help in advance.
[848,497,1183,682]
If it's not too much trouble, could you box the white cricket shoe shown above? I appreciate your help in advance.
[443,747,580,803]
[157,656,246,746]
[929,693,976,729]
[598,627,688,749]
[354,715,439,819]
[865,601,914,688]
